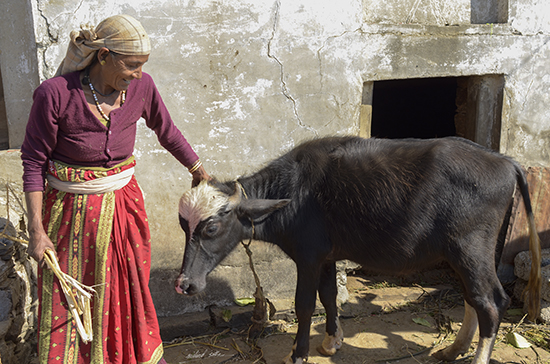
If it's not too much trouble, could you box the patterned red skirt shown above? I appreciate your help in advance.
[38,160,164,364]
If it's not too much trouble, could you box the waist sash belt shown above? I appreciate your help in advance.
[46,167,135,194]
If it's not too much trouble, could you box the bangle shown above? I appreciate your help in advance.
[188,160,202,174]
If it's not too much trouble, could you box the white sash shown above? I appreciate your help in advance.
[46,167,135,194]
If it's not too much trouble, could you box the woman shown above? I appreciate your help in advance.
[21,14,209,364]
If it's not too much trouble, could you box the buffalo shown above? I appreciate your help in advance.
[175,136,541,364]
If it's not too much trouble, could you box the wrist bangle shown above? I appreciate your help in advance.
[188,160,202,174]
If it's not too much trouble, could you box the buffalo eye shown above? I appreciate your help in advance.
[202,222,220,238]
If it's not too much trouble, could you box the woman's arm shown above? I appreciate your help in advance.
[25,191,56,267]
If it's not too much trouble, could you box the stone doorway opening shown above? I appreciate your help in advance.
[360,75,505,151]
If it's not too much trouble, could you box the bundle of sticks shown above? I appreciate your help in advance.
[43,249,96,343]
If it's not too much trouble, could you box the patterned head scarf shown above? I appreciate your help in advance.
[55,14,151,77]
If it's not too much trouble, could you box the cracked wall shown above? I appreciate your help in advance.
[0,0,549,318]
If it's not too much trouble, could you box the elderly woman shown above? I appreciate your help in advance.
[21,14,209,364]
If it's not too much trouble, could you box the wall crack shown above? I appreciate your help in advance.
[35,1,59,78]
[267,0,317,136]
[35,0,86,78]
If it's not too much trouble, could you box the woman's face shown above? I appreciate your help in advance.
[102,51,150,91]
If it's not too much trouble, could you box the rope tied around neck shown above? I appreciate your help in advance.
[236,181,276,338]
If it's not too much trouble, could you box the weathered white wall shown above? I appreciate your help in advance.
[363,0,471,25]
[0,0,549,317]
[0,0,39,148]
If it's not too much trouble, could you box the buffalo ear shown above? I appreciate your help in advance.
[237,199,291,222]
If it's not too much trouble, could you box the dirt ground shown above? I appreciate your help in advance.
[162,268,550,364]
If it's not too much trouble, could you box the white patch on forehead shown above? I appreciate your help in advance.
[178,180,229,234]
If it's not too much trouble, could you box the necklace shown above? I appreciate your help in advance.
[86,71,126,121]
[91,86,117,98]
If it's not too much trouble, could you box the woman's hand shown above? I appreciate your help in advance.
[27,229,56,268]
[25,191,56,267]
[191,165,212,187]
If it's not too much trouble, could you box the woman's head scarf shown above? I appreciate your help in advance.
[55,14,151,77]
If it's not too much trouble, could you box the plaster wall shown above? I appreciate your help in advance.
[0,0,549,317]
[0,0,40,148]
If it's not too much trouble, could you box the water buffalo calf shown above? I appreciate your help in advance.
[175,136,541,364]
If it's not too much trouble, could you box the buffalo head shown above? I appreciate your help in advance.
[175,180,289,295]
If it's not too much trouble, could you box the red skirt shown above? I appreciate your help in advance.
[38,160,164,364]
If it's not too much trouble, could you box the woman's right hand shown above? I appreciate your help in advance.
[27,229,56,268]
[25,191,56,268]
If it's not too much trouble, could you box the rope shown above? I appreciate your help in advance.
[241,225,263,290]
[236,182,271,334]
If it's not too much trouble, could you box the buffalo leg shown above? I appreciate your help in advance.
[468,283,508,364]
[317,261,343,356]
[283,265,320,364]
[437,243,510,364]
[433,300,478,360]
[466,266,509,364]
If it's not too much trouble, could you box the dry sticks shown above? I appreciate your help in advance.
[43,249,96,343]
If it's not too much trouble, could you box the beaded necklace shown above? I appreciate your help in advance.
[85,68,126,121]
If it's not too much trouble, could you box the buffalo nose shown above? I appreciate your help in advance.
[175,275,189,295]
[175,274,198,295]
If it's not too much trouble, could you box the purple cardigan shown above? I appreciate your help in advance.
[21,71,199,192]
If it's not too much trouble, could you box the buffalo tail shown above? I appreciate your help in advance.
[516,165,542,321]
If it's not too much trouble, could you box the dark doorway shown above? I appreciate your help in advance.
[370,77,458,140]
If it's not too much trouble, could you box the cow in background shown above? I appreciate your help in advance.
[175,136,541,364]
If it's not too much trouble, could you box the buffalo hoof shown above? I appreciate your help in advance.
[317,326,344,356]
[283,347,310,364]
[432,346,461,362]
[282,353,307,364]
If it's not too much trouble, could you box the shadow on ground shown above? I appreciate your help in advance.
[161,267,550,364]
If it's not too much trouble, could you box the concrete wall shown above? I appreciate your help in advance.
[0,0,40,149]
[0,0,549,318]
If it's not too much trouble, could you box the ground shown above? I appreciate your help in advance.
[162,268,550,364]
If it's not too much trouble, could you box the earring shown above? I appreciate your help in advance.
[100,60,106,66]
